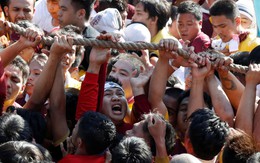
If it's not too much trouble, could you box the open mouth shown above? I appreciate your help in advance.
[112,104,122,115]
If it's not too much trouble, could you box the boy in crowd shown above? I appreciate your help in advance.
[210,0,260,55]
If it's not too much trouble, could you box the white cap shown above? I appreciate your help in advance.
[90,8,123,34]
[124,22,151,42]
[236,0,255,21]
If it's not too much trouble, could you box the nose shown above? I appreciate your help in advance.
[17,11,26,19]
[111,94,120,101]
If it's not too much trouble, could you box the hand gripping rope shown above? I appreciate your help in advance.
[8,21,248,74]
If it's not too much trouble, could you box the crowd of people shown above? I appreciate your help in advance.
[0,0,259,162]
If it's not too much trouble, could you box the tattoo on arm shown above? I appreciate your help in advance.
[221,77,237,90]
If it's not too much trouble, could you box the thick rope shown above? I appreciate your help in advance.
[8,21,248,74]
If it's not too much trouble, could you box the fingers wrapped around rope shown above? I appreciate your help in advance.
[7,20,249,74]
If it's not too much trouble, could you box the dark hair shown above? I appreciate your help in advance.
[15,108,46,144]
[177,90,213,111]
[65,88,79,134]
[188,108,229,160]
[10,56,30,85]
[142,113,175,156]
[170,5,178,22]
[209,0,239,21]
[230,51,250,66]
[0,141,52,163]
[5,0,35,6]
[111,137,152,163]
[77,111,116,155]
[247,152,260,163]
[249,45,260,64]
[138,0,171,31]
[0,113,33,144]
[70,0,95,21]
[97,0,127,13]
[106,75,123,86]
[222,131,257,163]
[178,1,202,21]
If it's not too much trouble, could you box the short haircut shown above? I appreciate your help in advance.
[97,0,127,13]
[77,111,116,155]
[137,0,171,31]
[0,113,33,144]
[142,113,176,156]
[249,45,260,64]
[209,0,240,21]
[114,53,144,77]
[70,0,95,21]
[222,131,257,163]
[188,108,229,160]
[230,51,250,66]
[111,137,152,163]
[10,56,30,85]
[6,0,36,6]
[247,152,260,163]
[0,141,51,163]
[30,53,48,68]
[177,1,202,21]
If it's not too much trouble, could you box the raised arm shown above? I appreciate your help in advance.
[24,36,73,110]
[218,69,245,110]
[148,39,179,117]
[236,64,260,137]
[0,27,42,67]
[206,72,234,127]
[76,34,113,120]
[187,58,211,118]
[48,64,69,146]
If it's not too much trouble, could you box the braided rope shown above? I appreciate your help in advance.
[8,21,248,74]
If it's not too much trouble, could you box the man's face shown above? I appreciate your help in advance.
[4,65,25,101]
[211,15,239,42]
[101,87,128,124]
[58,0,78,27]
[47,0,60,20]
[163,94,178,126]
[61,45,76,72]
[126,120,147,139]
[109,60,136,99]
[4,0,34,23]
[177,13,202,42]
[26,60,43,96]
[177,97,189,137]
[132,3,153,30]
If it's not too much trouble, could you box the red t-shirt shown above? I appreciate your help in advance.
[59,154,105,163]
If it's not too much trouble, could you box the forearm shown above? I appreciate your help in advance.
[0,40,27,67]
[49,64,68,146]
[219,71,244,110]
[24,54,62,110]
[188,78,205,117]
[207,75,234,127]
[148,58,171,115]
[235,83,256,136]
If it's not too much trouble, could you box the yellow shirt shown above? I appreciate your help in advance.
[151,28,181,56]
[239,33,260,52]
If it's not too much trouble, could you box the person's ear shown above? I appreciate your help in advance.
[77,137,83,147]
[235,16,241,26]
[151,16,158,24]
[3,6,9,17]
[19,84,26,96]
[77,9,86,20]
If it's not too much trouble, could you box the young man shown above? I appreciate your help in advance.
[210,0,260,55]
[177,1,210,53]
[4,56,29,111]
[1,0,35,41]
[59,111,116,163]
[132,0,181,61]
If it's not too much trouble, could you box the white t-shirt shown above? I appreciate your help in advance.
[32,0,56,33]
